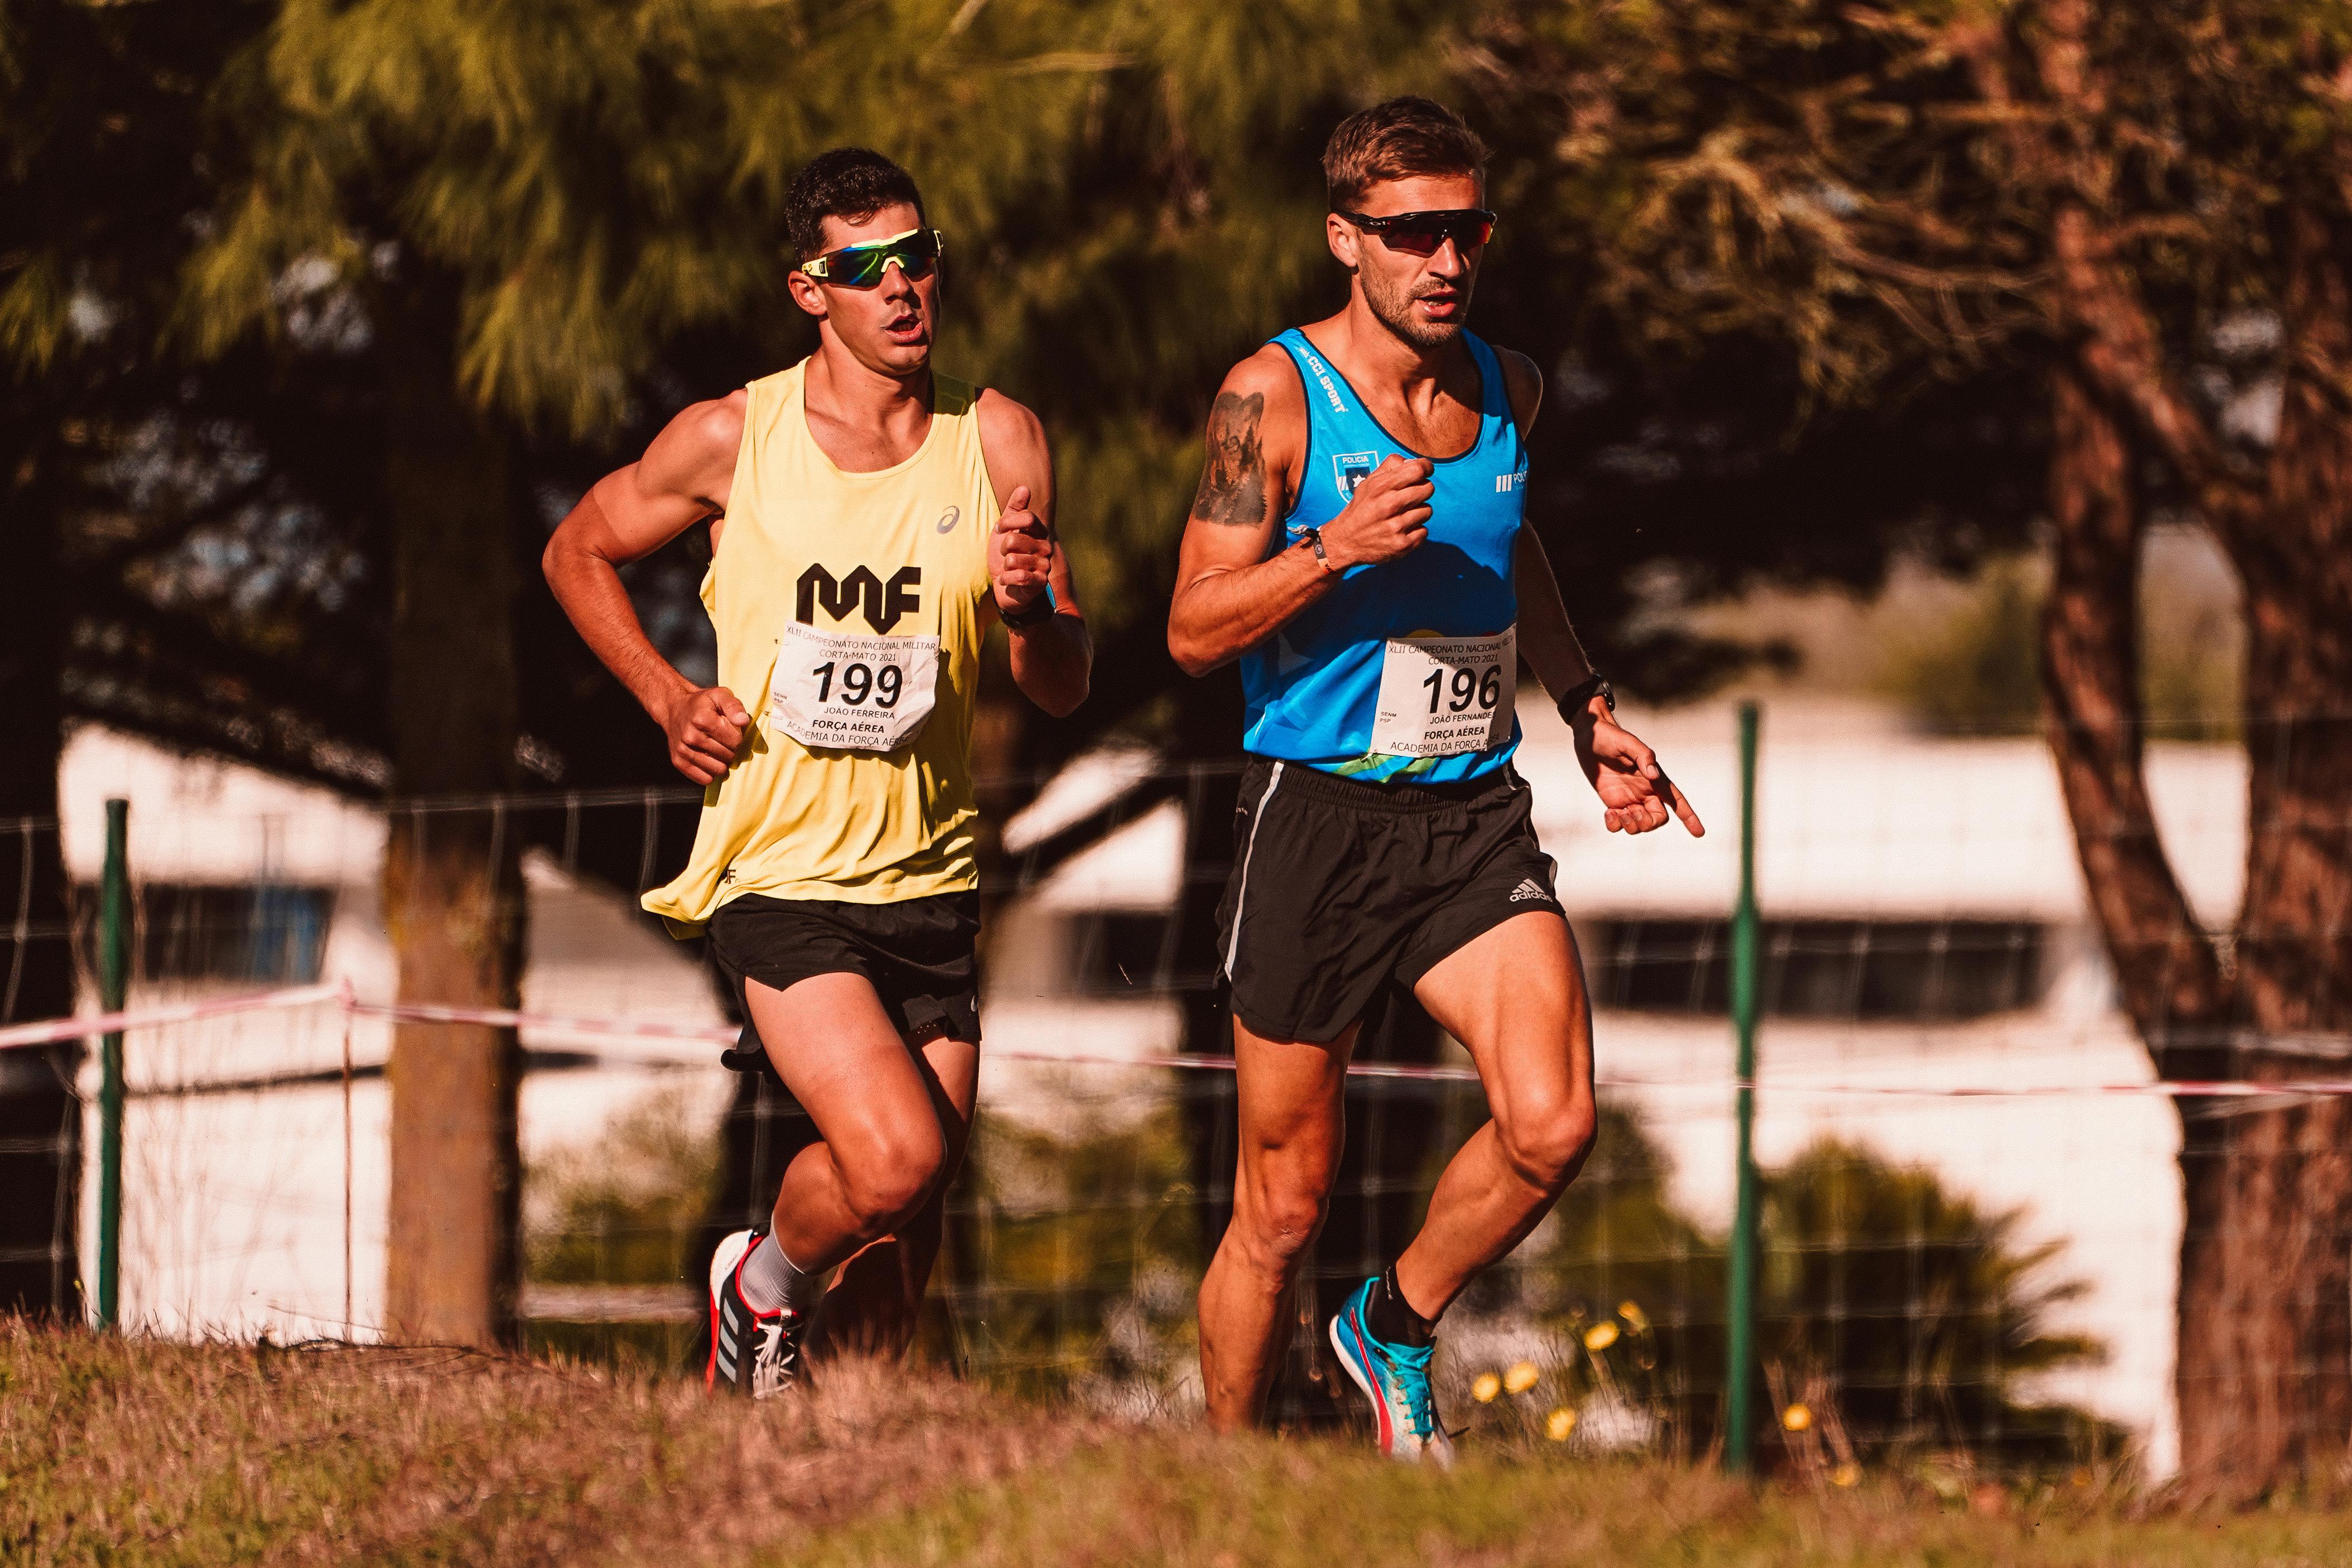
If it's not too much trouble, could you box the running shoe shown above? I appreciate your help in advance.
[706,1228,807,1399]
[1329,1276,1455,1465]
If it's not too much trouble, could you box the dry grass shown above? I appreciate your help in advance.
[7,1324,2350,1567]
[2,1324,1104,1566]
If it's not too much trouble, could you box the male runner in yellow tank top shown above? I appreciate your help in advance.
[543,148,1091,1397]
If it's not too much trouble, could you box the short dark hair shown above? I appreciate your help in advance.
[785,148,926,260]
[1323,97,1487,212]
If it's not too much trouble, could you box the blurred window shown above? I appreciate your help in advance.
[1588,917,2045,1020]
[78,884,337,985]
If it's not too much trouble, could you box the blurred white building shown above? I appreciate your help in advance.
[56,725,732,1346]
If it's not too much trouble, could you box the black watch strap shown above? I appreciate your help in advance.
[1556,673,1614,723]
[999,590,1056,630]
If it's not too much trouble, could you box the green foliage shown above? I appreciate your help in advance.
[1534,1105,2117,1469]
[189,0,807,434]
[1872,549,2243,738]
[1472,0,2351,403]
[527,1086,720,1286]
[1877,558,2046,736]
[957,1097,1204,1397]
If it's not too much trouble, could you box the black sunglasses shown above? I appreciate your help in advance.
[1336,208,1497,257]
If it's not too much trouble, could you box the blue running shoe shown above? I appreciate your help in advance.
[1329,1277,1455,1465]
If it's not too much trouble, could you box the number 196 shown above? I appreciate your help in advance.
[1423,663,1502,715]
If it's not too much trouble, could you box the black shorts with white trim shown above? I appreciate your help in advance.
[1212,755,1563,1044]
[706,890,983,1085]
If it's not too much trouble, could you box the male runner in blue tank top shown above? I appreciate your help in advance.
[1168,97,1705,1462]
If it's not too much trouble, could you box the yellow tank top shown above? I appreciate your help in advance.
[643,361,997,932]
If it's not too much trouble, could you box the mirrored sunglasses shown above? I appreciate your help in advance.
[797,227,944,288]
[1335,208,1497,257]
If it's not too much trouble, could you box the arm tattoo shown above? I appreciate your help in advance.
[1189,391,1267,526]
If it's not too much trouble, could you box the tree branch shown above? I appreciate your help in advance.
[2039,361,2231,1073]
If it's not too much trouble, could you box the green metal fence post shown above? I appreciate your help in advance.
[1724,702,1762,1471]
[97,797,129,1331]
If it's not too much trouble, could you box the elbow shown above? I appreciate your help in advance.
[1043,649,1092,718]
[1167,627,1216,680]
[539,533,567,592]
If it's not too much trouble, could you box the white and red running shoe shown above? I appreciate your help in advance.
[706,1228,807,1399]
[1330,1276,1455,1466]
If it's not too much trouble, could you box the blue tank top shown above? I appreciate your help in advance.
[1239,327,1529,783]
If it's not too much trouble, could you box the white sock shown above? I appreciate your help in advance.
[736,1231,825,1316]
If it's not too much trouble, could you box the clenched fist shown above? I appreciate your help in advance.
[990,483,1056,616]
[1322,454,1433,569]
[660,684,750,785]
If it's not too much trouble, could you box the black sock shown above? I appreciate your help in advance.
[1364,1263,1437,1348]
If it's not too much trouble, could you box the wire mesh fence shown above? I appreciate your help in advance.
[8,706,2350,1481]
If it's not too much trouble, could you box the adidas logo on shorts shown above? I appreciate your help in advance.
[1508,878,1553,905]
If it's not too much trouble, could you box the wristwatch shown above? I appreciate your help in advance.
[1556,673,1614,725]
[1000,587,1057,630]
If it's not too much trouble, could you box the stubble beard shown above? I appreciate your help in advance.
[1362,264,1472,351]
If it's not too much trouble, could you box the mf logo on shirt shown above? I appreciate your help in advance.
[1495,470,1526,494]
[796,563,922,634]
[1334,451,1379,502]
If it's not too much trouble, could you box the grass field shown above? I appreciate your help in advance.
[6,1324,2349,1566]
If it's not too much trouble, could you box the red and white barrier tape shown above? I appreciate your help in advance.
[9,983,2352,1099]
[0,983,346,1051]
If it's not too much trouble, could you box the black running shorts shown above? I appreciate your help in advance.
[1214,757,1563,1044]
[705,890,982,1081]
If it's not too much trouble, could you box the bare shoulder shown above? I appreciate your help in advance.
[1492,346,1544,437]
[640,391,746,500]
[1216,344,1307,431]
[975,386,1049,467]
[1202,345,1307,472]
[976,387,1052,515]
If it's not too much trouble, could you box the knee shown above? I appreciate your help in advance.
[838,1129,946,1236]
[1498,1094,1597,1193]
[1232,1178,1331,1278]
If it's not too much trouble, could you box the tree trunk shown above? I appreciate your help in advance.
[2038,361,2230,1060]
[2174,204,2352,1489]
[0,439,81,1319]
[2050,190,2352,1488]
[380,296,526,1348]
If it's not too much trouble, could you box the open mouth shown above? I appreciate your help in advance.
[883,309,926,344]
[1415,290,1463,319]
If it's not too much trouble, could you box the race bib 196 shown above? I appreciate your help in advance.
[1367,626,1516,759]
[767,621,941,753]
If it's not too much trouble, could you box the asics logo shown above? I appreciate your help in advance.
[936,505,960,534]
[796,563,922,634]
[1508,877,1552,904]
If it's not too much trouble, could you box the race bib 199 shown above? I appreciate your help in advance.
[1367,626,1516,759]
[768,621,941,753]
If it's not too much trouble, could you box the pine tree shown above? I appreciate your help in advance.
[179,0,825,1344]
